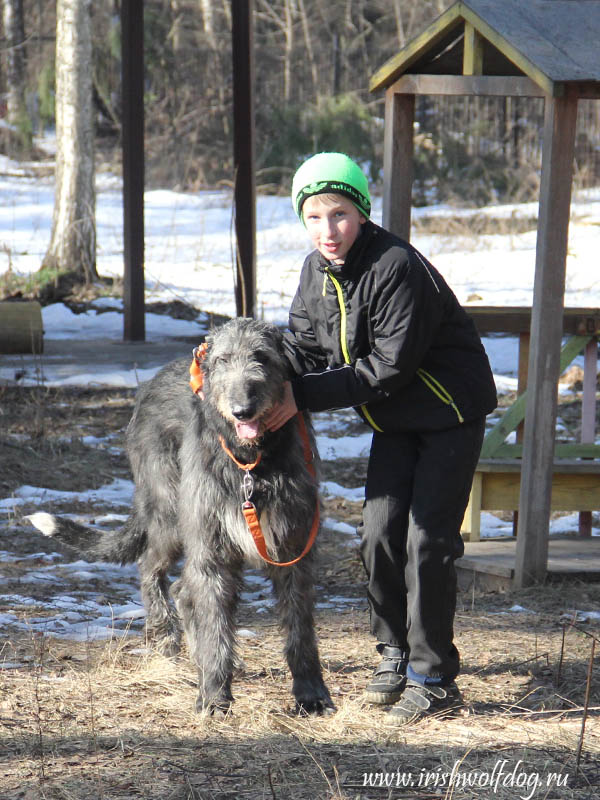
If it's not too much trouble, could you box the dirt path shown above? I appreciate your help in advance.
[1,383,599,799]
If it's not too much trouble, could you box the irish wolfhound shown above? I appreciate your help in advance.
[26,317,334,715]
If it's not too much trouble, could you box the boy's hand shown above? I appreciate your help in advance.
[265,381,298,431]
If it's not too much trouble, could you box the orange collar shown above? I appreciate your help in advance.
[218,436,262,470]
[220,413,319,567]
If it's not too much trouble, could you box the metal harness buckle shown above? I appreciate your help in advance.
[242,470,254,502]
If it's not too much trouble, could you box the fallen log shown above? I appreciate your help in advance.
[0,301,43,354]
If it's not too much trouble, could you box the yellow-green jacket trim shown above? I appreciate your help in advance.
[324,269,384,433]
[417,367,464,423]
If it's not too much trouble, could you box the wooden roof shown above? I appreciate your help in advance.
[370,0,600,96]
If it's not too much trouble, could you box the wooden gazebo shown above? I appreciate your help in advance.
[370,0,600,587]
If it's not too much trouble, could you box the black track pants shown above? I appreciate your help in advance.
[359,416,485,681]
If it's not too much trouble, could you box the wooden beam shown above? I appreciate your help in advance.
[492,443,600,460]
[514,91,578,588]
[479,469,600,512]
[480,335,592,458]
[370,4,463,92]
[567,82,600,100]
[463,22,483,75]
[512,330,529,535]
[477,460,600,475]
[467,306,600,335]
[382,89,414,240]
[231,0,256,318]
[581,339,598,445]
[579,337,598,537]
[462,472,483,542]
[388,74,543,97]
[460,6,557,97]
[121,0,145,342]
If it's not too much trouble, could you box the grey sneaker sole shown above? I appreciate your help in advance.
[363,687,405,705]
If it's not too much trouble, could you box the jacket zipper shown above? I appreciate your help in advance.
[324,269,384,433]
[416,367,464,423]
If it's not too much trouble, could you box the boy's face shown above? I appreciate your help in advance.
[302,194,366,264]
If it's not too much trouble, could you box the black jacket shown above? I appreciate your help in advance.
[283,220,497,433]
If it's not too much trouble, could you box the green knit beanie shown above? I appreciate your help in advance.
[291,152,371,220]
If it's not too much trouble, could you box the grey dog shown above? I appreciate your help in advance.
[27,317,334,715]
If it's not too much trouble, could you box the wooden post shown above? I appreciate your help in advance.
[579,337,598,537]
[231,0,256,318]
[121,0,145,341]
[462,472,483,542]
[514,91,578,588]
[512,331,530,536]
[382,88,414,241]
[463,22,484,76]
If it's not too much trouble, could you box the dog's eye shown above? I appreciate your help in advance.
[212,355,229,367]
[254,351,270,366]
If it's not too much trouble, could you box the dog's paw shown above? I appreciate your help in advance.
[292,677,336,716]
[155,632,182,658]
[145,623,182,657]
[154,639,181,658]
[294,697,336,716]
[196,686,234,716]
[196,695,234,716]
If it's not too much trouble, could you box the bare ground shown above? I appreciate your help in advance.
[0,383,599,800]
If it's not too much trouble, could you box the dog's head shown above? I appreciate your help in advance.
[197,318,290,444]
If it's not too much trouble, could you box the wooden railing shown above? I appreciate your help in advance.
[462,307,599,541]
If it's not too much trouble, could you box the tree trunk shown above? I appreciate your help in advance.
[169,0,184,55]
[283,0,294,103]
[392,0,406,48]
[2,0,33,155]
[198,0,217,49]
[298,0,319,104]
[42,0,97,283]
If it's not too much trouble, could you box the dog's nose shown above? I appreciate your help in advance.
[231,403,257,421]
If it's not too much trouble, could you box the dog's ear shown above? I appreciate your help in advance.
[272,327,284,347]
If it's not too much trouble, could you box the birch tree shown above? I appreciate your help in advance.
[42,0,97,283]
[198,0,217,49]
[2,0,32,154]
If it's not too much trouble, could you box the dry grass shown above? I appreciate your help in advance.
[1,586,599,800]
[1,385,599,799]
[411,213,540,238]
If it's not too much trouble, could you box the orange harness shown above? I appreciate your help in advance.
[190,343,208,395]
[190,344,320,567]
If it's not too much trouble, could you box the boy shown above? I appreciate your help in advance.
[266,152,496,724]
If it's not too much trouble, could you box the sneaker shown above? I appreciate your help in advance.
[386,679,462,725]
[364,645,409,705]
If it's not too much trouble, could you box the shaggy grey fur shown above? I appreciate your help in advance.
[26,318,334,715]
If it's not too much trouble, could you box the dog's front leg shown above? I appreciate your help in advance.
[270,556,335,715]
[176,554,243,714]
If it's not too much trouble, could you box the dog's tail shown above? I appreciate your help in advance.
[24,513,147,564]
